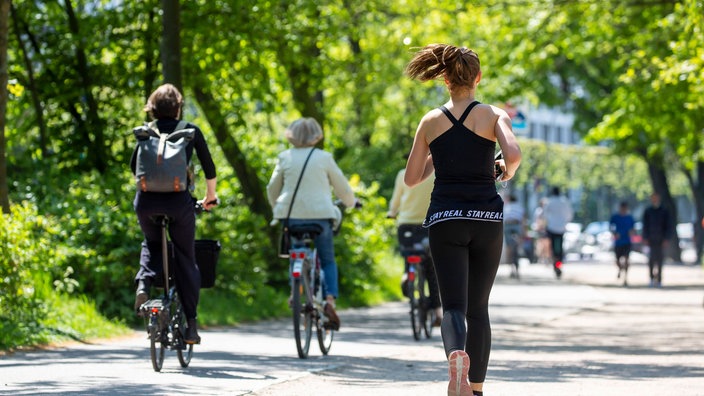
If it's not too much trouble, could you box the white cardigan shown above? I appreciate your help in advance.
[267,147,355,220]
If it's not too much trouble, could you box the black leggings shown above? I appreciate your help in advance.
[428,219,503,384]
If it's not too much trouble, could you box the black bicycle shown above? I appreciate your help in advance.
[138,200,218,372]
[402,243,436,341]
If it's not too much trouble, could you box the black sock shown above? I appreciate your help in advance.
[473,392,483,396]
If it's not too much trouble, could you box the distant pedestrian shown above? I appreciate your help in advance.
[642,192,671,288]
[544,187,573,278]
[532,198,551,264]
[503,193,524,278]
[609,201,635,286]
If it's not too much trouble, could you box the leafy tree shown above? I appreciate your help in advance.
[0,0,8,213]
[2,0,696,349]
[498,0,704,260]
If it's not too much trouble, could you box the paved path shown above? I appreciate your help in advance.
[1,252,703,395]
[257,254,704,396]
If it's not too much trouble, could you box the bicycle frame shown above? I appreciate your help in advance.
[139,215,192,372]
[288,224,334,359]
[290,248,321,312]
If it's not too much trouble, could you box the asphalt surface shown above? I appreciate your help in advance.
[1,251,703,396]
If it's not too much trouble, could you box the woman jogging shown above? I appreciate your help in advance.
[404,44,521,396]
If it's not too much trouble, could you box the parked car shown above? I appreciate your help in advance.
[676,222,694,250]
[563,222,583,256]
[575,221,613,259]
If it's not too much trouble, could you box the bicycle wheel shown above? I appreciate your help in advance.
[409,273,422,341]
[418,271,433,339]
[316,315,334,355]
[149,317,165,372]
[316,270,334,354]
[292,277,313,358]
[174,297,193,367]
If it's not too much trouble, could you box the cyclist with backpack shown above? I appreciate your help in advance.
[131,83,218,345]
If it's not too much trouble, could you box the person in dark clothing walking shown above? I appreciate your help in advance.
[404,44,521,396]
[131,84,218,344]
[642,192,671,288]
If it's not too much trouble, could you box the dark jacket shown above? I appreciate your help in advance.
[642,205,671,242]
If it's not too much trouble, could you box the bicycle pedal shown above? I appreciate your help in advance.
[322,321,339,331]
[142,299,164,310]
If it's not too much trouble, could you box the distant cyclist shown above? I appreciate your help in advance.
[387,168,442,325]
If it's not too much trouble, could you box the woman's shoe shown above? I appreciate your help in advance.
[447,350,471,396]
[323,302,340,330]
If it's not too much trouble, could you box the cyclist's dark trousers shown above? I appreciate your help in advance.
[547,231,565,262]
[428,219,502,384]
[648,240,665,283]
[398,224,441,309]
[134,191,200,320]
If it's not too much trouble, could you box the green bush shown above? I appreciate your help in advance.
[0,204,57,349]
[4,157,403,349]
[0,203,128,349]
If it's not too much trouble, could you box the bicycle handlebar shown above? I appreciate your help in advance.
[333,198,363,209]
[195,198,220,215]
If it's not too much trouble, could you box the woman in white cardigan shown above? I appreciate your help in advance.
[267,117,356,329]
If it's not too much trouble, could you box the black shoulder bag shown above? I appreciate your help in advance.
[279,148,316,258]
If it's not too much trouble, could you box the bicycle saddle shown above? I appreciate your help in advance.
[288,223,324,238]
[149,213,173,224]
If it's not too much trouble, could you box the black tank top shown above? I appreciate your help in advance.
[423,101,504,227]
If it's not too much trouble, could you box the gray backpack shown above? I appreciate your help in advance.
[133,120,195,192]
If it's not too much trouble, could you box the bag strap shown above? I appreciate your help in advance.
[147,120,190,164]
[285,148,316,225]
[147,120,188,135]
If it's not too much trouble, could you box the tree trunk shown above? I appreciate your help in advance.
[0,0,9,213]
[142,9,160,118]
[10,4,48,158]
[190,86,276,246]
[646,160,682,262]
[688,161,704,263]
[160,0,182,92]
[64,0,107,173]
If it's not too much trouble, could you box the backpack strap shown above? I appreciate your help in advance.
[173,120,188,132]
[146,120,192,165]
[146,120,189,135]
